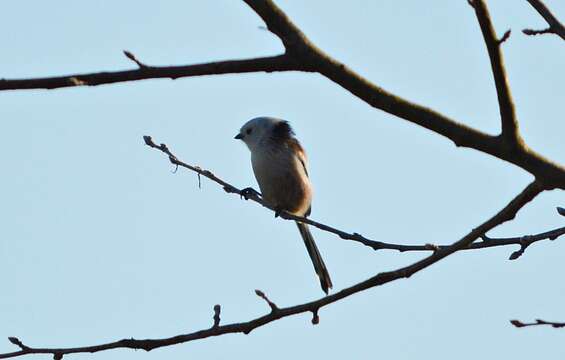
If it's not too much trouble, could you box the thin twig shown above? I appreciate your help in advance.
[255,290,279,312]
[144,136,563,257]
[483,227,565,260]
[510,319,565,328]
[212,305,221,328]
[523,0,565,40]
[498,29,512,44]
[0,181,544,359]
[123,50,149,69]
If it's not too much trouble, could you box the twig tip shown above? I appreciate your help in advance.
[8,337,28,350]
[123,50,148,68]
[143,135,153,146]
[212,304,221,328]
[498,29,511,44]
[255,289,278,312]
[311,309,320,325]
[508,249,523,260]
[510,319,524,327]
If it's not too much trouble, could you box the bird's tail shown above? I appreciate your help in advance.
[296,222,333,294]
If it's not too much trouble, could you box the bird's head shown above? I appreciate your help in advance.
[235,117,294,151]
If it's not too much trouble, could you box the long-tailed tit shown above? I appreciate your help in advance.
[235,117,333,294]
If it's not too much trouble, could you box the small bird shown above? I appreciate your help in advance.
[235,117,333,294]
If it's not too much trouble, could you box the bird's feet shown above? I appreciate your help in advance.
[274,206,283,218]
[240,187,261,200]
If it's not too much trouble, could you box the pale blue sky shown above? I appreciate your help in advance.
[1,1,564,359]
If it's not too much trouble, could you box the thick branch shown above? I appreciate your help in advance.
[143,136,562,259]
[0,55,303,90]
[471,0,519,143]
[1,181,543,359]
[523,0,565,40]
[242,0,564,189]
[1,3,564,187]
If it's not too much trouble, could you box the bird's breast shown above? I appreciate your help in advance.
[251,149,312,216]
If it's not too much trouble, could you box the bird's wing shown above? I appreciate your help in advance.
[288,138,309,177]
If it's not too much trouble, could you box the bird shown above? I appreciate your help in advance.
[235,116,333,294]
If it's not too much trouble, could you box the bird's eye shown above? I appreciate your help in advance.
[246,128,252,135]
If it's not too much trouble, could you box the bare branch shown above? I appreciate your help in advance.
[0,181,543,359]
[241,0,564,188]
[471,0,519,143]
[146,136,564,256]
[523,0,565,40]
[482,227,565,260]
[0,3,560,358]
[0,3,562,187]
[144,135,563,256]
[510,319,565,328]
[143,136,246,200]
[0,55,303,90]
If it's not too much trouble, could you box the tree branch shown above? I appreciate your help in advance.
[510,319,565,328]
[1,2,563,188]
[242,0,564,189]
[523,0,565,40]
[470,0,519,143]
[0,180,544,359]
[481,226,565,260]
[0,55,303,90]
[143,136,563,259]
[1,3,561,358]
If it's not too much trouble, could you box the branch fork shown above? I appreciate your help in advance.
[523,0,565,40]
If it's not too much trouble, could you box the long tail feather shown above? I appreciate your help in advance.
[296,222,333,294]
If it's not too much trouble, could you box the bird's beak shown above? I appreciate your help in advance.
[234,133,243,140]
